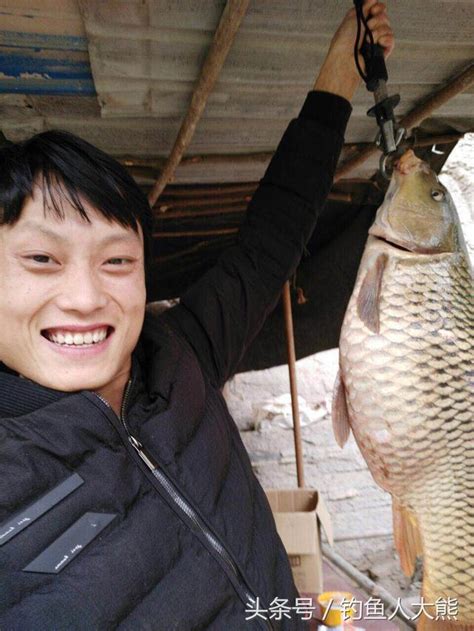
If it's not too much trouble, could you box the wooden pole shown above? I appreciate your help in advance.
[334,63,474,181]
[158,183,258,198]
[148,0,250,206]
[401,63,474,132]
[155,192,352,220]
[153,227,239,238]
[282,281,305,488]
[155,204,248,221]
[157,196,250,212]
[122,133,464,182]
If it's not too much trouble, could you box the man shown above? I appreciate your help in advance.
[0,2,393,629]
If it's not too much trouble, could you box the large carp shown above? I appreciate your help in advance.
[332,150,473,630]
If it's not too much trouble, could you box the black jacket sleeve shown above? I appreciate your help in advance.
[162,90,352,388]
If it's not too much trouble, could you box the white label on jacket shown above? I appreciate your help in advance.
[23,512,116,574]
[0,473,84,546]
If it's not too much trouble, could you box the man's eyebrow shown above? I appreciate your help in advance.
[16,222,140,246]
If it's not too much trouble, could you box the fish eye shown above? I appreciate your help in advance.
[431,189,445,202]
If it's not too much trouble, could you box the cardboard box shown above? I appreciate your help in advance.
[265,488,333,594]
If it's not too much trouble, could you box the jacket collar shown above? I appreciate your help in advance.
[0,363,68,417]
[0,338,146,419]
[0,326,152,418]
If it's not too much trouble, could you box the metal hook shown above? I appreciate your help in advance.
[379,153,394,180]
[431,144,445,155]
[378,127,407,179]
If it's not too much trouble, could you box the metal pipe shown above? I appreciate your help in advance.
[322,543,417,629]
[282,281,305,488]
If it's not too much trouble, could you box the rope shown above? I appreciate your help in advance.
[353,0,376,86]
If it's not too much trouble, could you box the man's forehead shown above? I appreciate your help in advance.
[5,195,142,243]
[14,219,142,246]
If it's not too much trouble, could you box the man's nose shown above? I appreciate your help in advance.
[55,264,108,312]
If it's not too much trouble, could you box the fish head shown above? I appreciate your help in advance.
[369,149,462,254]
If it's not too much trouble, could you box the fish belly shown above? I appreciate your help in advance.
[339,247,474,623]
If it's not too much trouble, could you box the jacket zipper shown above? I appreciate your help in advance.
[94,381,274,631]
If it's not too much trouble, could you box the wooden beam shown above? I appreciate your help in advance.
[121,154,271,171]
[157,196,251,212]
[401,64,474,132]
[153,228,239,238]
[411,132,466,148]
[182,152,272,166]
[123,132,464,184]
[155,192,352,218]
[155,204,248,221]
[148,0,250,206]
[160,183,258,198]
[334,63,474,182]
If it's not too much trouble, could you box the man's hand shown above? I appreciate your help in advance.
[314,1,394,102]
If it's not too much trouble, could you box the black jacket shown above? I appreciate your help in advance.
[0,91,351,630]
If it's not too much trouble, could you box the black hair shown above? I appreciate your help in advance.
[0,130,154,296]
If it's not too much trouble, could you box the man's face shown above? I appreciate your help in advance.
[0,184,147,396]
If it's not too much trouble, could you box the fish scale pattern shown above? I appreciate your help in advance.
[339,248,474,623]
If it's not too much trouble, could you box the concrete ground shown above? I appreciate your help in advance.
[223,349,422,623]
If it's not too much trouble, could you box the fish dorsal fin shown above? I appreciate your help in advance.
[332,370,351,448]
[392,497,423,577]
[357,253,387,334]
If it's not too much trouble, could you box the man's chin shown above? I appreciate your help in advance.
[41,379,102,394]
[19,367,114,395]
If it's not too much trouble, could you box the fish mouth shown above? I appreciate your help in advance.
[372,235,412,252]
[369,227,443,255]
[369,227,414,252]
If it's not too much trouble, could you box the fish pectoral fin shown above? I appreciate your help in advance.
[331,370,351,448]
[356,253,387,334]
[392,498,423,577]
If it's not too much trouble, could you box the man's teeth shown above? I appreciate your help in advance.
[46,328,109,346]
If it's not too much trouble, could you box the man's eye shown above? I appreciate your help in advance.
[106,258,133,265]
[25,255,54,264]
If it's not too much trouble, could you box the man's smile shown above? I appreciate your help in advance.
[40,326,115,358]
[41,324,115,346]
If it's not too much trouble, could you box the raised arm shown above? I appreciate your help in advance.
[162,1,393,388]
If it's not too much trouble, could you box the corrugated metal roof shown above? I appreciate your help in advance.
[0,1,95,95]
[0,0,472,183]
[0,0,472,314]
